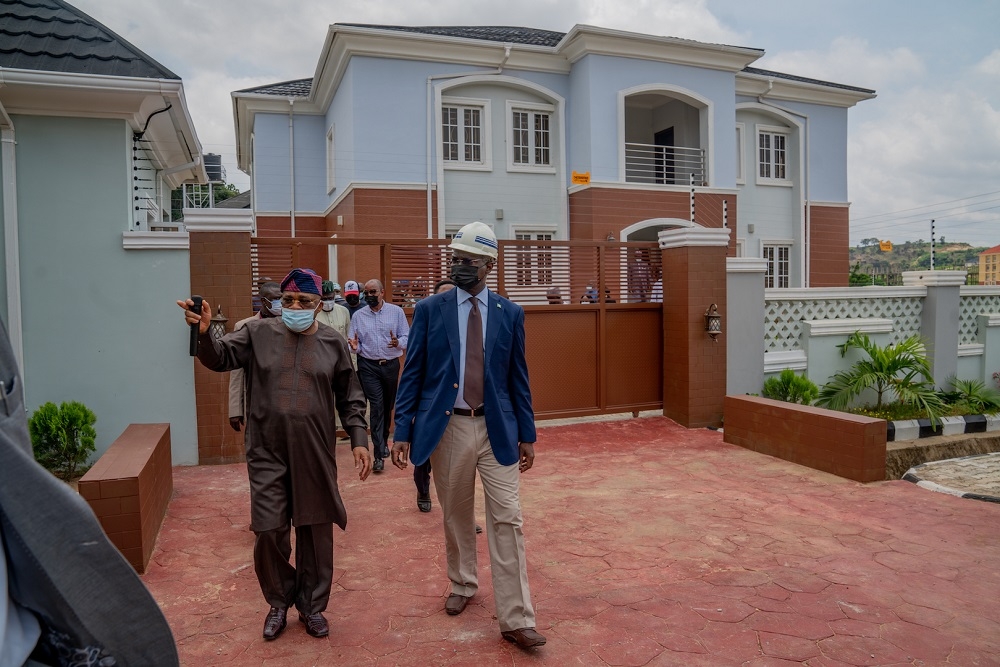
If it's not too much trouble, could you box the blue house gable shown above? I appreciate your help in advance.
[233,23,874,289]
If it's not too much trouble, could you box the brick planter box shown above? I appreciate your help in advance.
[78,424,173,573]
[723,395,886,482]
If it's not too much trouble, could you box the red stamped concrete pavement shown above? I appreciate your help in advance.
[142,417,1000,665]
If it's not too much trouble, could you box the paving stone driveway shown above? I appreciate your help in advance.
[142,417,1000,665]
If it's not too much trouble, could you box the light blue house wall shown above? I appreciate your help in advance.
[11,115,197,464]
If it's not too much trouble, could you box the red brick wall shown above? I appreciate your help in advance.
[256,215,328,275]
[78,424,173,573]
[189,231,253,464]
[570,187,736,254]
[661,244,727,428]
[723,395,887,482]
[809,205,849,287]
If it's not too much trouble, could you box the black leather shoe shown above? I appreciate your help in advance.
[476,524,483,534]
[417,493,431,512]
[299,612,329,638]
[262,607,287,640]
[373,458,384,472]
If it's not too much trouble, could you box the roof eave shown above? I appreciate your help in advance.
[736,70,877,108]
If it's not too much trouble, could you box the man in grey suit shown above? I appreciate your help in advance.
[0,320,177,665]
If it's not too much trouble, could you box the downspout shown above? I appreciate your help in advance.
[0,87,24,375]
[426,43,513,238]
[758,80,811,287]
[288,98,296,237]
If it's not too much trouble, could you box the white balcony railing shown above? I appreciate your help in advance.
[624,142,705,186]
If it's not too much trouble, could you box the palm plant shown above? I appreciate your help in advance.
[816,331,946,424]
[944,377,1000,415]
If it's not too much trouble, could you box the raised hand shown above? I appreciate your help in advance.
[388,329,398,348]
[177,298,211,334]
[348,333,359,352]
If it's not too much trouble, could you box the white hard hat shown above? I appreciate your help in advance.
[448,221,498,259]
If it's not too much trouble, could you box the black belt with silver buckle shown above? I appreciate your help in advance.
[361,357,396,366]
[453,405,486,417]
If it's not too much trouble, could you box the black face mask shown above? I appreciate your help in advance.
[365,295,380,308]
[345,294,360,306]
[450,264,482,291]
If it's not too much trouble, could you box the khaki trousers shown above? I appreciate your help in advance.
[430,414,535,632]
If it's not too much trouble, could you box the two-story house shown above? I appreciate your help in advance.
[232,23,874,290]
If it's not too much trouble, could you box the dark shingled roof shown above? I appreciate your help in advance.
[215,190,251,209]
[337,23,566,48]
[742,67,875,95]
[236,78,313,97]
[0,0,179,79]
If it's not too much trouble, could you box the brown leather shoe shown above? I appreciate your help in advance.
[262,607,287,640]
[502,628,547,648]
[298,612,329,638]
[445,594,470,615]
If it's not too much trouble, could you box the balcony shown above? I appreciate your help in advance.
[624,142,705,186]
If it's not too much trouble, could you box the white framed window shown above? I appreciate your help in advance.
[507,101,555,172]
[762,243,791,288]
[442,97,491,171]
[326,125,336,193]
[513,230,555,285]
[756,125,791,186]
[735,122,746,185]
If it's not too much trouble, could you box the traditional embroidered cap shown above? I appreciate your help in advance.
[322,280,336,296]
[344,280,361,296]
[449,221,498,259]
[331,282,342,292]
[280,268,323,295]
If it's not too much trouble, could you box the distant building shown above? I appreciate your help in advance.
[979,244,1000,285]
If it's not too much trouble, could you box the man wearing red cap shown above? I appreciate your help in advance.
[179,267,371,642]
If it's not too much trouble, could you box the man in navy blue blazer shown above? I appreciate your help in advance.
[391,221,545,649]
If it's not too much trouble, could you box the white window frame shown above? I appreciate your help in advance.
[326,125,336,193]
[755,124,792,187]
[511,227,557,286]
[735,238,746,257]
[506,101,556,173]
[761,241,793,288]
[735,122,746,185]
[441,96,492,172]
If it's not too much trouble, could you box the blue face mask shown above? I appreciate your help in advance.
[269,299,282,315]
[281,308,315,333]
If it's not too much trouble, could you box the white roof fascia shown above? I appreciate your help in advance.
[0,68,207,184]
[557,24,764,72]
[736,71,876,108]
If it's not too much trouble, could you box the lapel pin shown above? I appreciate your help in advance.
[496,303,501,309]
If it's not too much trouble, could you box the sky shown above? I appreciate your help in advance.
[73,0,1000,247]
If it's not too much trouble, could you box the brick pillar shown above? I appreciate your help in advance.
[659,227,731,428]
[184,209,254,464]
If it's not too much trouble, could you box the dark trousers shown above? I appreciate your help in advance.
[414,460,432,497]
[357,356,400,460]
[254,523,333,614]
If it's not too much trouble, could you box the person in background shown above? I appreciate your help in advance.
[230,281,282,433]
[545,287,563,305]
[343,280,365,318]
[347,279,410,473]
[330,282,348,307]
[317,280,351,341]
[179,268,371,642]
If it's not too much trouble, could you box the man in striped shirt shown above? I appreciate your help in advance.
[347,279,410,472]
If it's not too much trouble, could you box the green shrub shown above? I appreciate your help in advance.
[28,401,97,481]
[762,369,819,405]
[941,377,1000,416]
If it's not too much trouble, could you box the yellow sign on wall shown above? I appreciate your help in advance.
[879,240,893,252]
[571,171,591,185]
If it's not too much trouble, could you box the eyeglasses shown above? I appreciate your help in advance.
[362,290,381,297]
[450,256,486,267]
[280,295,320,308]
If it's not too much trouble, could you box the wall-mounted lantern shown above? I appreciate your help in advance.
[704,303,722,342]
[209,305,229,340]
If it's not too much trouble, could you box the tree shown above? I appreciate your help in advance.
[859,238,879,247]
[816,331,946,424]
[28,401,97,480]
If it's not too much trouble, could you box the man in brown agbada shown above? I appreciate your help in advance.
[178,267,371,642]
